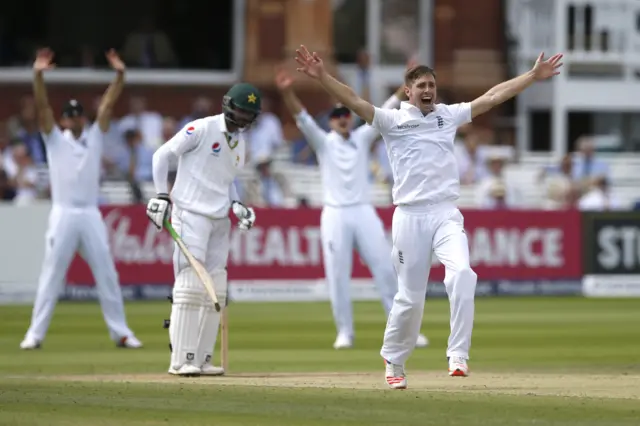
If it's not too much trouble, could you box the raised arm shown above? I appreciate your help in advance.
[96,49,126,133]
[470,52,563,119]
[295,45,375,125]
[275,68,327,151]
[32,49,56,136]
[354,85,405,149]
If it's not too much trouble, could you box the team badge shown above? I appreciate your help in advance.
[225,133,238,150]
[247,93,257,104]
[211,142,221,156]
[185,126,195,135]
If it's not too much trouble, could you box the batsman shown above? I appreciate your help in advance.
[146,83,260,376]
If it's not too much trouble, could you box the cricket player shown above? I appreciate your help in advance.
[147,83,260,377]
[295,45,563,388]
[20,48,142,350]
[275,69,428,350]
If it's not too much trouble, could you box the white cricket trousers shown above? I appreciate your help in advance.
[380,202,477,365]
[321,204,397,337]
[25,205,133,342]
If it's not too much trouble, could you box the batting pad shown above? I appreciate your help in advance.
[169,267,205,370]
[196,269,227,366]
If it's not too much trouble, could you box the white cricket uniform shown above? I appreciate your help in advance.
[372,102,478,364]
[294,96,401,338]
[152,114,244,370]
[24,123,135,343]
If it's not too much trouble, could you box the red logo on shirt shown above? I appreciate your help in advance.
[185,126,195,135]
[212,142,221,154]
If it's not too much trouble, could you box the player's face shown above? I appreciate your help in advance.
[405,74,437,114]
[329,113,353,134]
[61,116,86,132]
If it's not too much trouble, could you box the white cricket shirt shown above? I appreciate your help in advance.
[372,102,472,207]
[295,95,400,207]
[152,114,245,219]
[41,123,103,208]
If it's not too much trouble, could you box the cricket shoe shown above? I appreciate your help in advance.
[200,364,225,376]
[415,334,429,348]
[384,359,407,389]
[116,335,143,349]
[333,333,353,349]
[448,356,469,377]
[20,337,42,350]
[168,365,201,377]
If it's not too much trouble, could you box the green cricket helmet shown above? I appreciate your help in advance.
[222,83,262,129]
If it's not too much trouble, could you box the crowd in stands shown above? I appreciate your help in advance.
[0,90,636,212]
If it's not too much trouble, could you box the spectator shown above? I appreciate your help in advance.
[475,152,519,209]
[0,169,16,201]
[178,97,212,129]
[539,154,580,210]
[572,136,610,190]
[455,126,488,185]
[8,144,39,205]
[7,96,46,165]
[162,116,178,141]
[119,96,163,149]
[246,96,284,165]
[0,121,14,173]
[578,177,623,211]
[244,156,290,207]
[121,16,178,68]
[118,129,154,183]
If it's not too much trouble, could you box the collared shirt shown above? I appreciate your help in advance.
[371,101,472,207]
[152,114,246,218]
[41,123,103,207]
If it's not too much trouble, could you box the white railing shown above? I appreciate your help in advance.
[508,0,640,66]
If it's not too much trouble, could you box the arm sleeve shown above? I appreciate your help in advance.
[371,107,397,133]
[353,94,402,147]
[151,121,203,194]
[40,125,62,144]
[294,110,328,152]
[151,143,177,195]
[447,102,472,127]
[229,180,240,203]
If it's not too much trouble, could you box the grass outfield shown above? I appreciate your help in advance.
[1,297,640,425]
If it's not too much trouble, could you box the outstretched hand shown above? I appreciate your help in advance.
[33,48,55,72]
[531,52,563,80]
[106,49,126,72]
[295,45,325,79]
[275,68,294,91]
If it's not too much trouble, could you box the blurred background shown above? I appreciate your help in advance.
[0,0,639,302]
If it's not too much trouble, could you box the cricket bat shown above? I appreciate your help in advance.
[164,219,221,312]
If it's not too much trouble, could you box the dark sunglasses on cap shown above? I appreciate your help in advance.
[329,106,351,119]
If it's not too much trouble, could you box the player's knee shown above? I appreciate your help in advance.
[172,268,206,305]
[394,289,425,311]
[449,267,477,301]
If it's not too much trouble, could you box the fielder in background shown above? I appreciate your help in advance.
[295,45,563,389]
[275,67,428,350]
[21,48,142,350]
[147,83,259,377]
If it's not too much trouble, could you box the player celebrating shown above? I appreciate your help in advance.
[20,48,142,350]
[147,83,260,377]
[275,68,428,350]
[295,45,563,388]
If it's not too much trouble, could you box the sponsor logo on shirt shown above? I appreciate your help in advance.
[185,126,195,135]
[397,124,420,130]
[211,142,221,156]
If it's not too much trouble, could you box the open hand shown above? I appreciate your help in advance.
[106,49,126,72]
[295,45,325,79]
[33,48,55,72]
[275,68,294,90]
[531,52,563,80]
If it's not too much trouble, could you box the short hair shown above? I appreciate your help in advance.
[404,65,437,86]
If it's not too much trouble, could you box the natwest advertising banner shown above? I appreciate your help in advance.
[65,206,583,301]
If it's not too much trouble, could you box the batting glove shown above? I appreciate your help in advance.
[231,201,256,231]
[146,193,172,230]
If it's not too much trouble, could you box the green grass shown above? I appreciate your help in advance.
[1,297,640,425]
